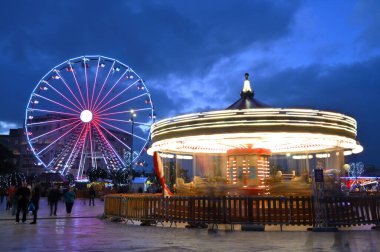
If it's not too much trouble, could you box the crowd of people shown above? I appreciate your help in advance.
[0,183,98,224]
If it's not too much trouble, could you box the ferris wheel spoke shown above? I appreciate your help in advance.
[90,57,101,111]
[94,122,131,151]
[54,70,86,110]
[30,120,80,141]
[96,119,146,142]
[26,117,77,127]
[91,60,116,111]
[89,123,95,169]
[96,117,152,127]
[33,93,81,113]
[84,59,90,109]
[94,79,139,113]
[96,107,152,117]
[68,62,87,109]
[43,81,83,111]
[96,93,147,115]
[28,108,78,117]
[93,68,130,112]
[77,129,88,179]
[45,126,84,171]
[93,123,127,166]
[62,124,87,174]
[37,122,82,156]
[94,132,126,170]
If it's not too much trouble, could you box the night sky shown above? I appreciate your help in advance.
[0,1,379,166]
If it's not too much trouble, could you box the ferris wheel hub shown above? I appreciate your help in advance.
[80,110,93,123]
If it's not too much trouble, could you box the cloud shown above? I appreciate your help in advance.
[0,121,20,135]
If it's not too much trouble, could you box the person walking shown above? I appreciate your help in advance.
[8,185,17,215]
[48,185,60,216]
[88,186,96,206]
[64,187,75,216]
[30,187,40,224]
[15,182,31,224]
[0,187,5,206]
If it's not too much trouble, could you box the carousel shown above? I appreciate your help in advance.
[148,74,363,196]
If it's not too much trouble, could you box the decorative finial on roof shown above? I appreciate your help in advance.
[242,72,252,93]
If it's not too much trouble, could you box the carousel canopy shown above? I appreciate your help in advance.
[148,73,363,155]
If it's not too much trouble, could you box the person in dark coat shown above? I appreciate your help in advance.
[88,186,96,206]
[15,182,31,223]
[48,185,60,216]
[30,187,40,224]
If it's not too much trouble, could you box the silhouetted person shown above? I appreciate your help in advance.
[30,187,40,224]
[64,187,76,215]
[48,185,60,216]
[15,182,31,223]
[8,185,17,215]
[88,186,96,206]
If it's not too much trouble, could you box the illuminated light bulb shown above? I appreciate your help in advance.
[80,110,93,123]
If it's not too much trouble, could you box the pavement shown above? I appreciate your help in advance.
[0,197,379,252]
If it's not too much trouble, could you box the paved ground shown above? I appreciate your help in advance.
[0,198,379,252]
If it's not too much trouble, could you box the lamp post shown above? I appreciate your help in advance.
[129,110,136,182]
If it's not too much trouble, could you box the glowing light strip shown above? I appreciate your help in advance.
[94,79,139,113]
[98,107,152,117]
[77,131,87,179]
[26,117,76,126]
[95,117,151,127]
[147,132,359,155]
[152,108,357,132]
[33,93,80,113]
[95,121,131,151]
[96,93,147,114]
[37,122,81,155]
[152,119,356,138]
[30,120,80,141]
[176,155,193,160]
[91,60,116,111]
[89,123,95,169]
[316,153,330,158]
[29,108,79,117]
[68,61,87,109]
[84,57,90,109]
[97,120,146,142]
[292,155,313,160]
[43,81,83,111]
[160,153,174,158]
[93,122,127,167]
[90,56,101,110]
[54,70,85,110]
[93,68,128,112]
[62,124,87,174]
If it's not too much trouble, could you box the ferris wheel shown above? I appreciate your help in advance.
[25,55,155,179]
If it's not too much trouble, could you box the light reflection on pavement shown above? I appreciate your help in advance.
[0,198,379,252]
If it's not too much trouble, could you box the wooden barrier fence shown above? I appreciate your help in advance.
[104,195,380,228]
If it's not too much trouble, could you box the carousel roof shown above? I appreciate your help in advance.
[148,73,363,155]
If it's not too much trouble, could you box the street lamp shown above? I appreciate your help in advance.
[129,110,137,176]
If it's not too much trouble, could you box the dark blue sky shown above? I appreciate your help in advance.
[1,0,379,165]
